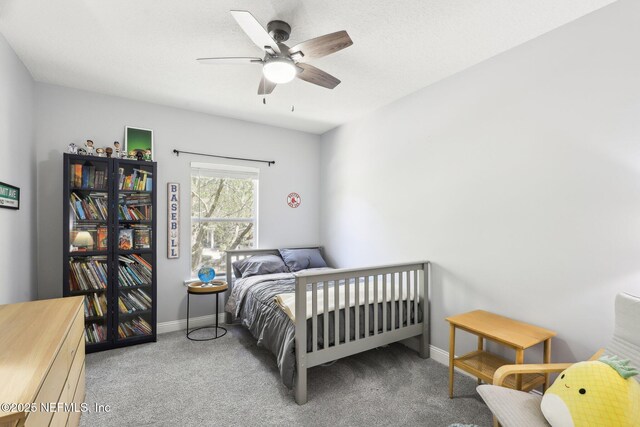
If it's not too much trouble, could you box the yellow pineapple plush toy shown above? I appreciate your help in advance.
[541,355,640,426]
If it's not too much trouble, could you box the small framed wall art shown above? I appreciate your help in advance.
[0,182,20,210]
[124,126,154,160]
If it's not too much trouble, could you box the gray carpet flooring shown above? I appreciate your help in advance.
[81,326,492,426]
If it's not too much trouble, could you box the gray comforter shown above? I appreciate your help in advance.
[225,270,420,389]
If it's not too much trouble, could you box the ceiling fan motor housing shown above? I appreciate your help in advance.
[267,20,291,42]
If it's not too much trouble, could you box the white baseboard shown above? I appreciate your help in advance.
[157,313,226,334]
[427,345,477,380]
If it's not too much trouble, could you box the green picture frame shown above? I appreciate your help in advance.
[124,126,154,160]
[0,181,20,210]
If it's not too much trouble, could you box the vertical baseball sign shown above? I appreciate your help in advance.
[167,182,180,259]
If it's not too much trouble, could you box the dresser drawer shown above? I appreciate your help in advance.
[24,345,69,427]
[24,306,83,427]
[49,405,69,427]
[67,336,85,405]
[67,365,85,427]
[66,308,84,366]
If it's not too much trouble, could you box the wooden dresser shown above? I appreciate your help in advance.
[0,297,85,427]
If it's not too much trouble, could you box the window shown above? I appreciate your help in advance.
[191,163,258,276]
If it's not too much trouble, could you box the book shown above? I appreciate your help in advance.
[74,164,82,187]
[82,167,89,188]
[134,228,151,249]
[87,166,94,188]
[97,226,108,250]
[118,229,133,250]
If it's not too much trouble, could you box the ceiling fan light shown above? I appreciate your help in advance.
[263,59,297,84]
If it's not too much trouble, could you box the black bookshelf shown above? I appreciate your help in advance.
[63,154,157,353]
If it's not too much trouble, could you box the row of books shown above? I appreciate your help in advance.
[118,255,152,287]
[71,164,108,189]
[118,204,151,221]
[70,192,108,221]
[118,316,152,338]
[119,168,153,191]
[84,293,108,317]
[85,322,107,344]
[118,289,152,313]
[70,257,108,291]
[118,226,151,250]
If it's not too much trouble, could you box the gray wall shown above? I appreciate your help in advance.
[35,84,320,321]
[319,0,640,362]
[0,33,36,304]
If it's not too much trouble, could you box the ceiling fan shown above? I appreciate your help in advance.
[197,10,353,95]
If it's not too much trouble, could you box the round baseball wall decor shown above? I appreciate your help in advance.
[287,192,301,208]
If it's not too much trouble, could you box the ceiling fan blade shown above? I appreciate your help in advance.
[258,75,277,95]
[288,31,352,61]
[296,63,341,89]
[231,10,281,54]
[197,57,263,65]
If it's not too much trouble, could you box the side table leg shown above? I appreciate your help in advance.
[543,339,551,392]
[515,349,524,390]
[477,336,484,385]
[186,292,190,337]
[449,324,456,398]
[215,292,219,338]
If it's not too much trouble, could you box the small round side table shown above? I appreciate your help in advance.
[186,280,228,341]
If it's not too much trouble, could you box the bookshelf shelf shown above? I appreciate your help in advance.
[70,289,106,295]
[119,283,152,289]
[117,249,153,255]
[63,154,157,353]
[69,250,109,256]
[119,309,152,317]
[70,187,108,192]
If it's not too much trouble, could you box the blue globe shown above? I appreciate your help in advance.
[198,266,216,284]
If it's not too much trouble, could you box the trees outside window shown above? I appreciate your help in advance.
[191,166,257,276]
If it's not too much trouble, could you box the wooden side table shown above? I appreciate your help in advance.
[187,280,228,341]
[445,310,556,398]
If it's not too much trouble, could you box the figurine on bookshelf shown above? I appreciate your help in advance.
[77,148,87,155]
[105,147,113,158]
[68,143,78,154]
[85,140,95,156]
[114,141,123,158]
[144,149,152,161]
[96,147,105,157]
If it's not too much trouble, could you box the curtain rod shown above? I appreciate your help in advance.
[172,149,275,167]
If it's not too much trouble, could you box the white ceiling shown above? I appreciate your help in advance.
[0,0,617,134]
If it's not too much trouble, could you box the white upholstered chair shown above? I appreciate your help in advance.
[477,292,640,427]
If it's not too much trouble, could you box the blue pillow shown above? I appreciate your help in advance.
[279,248,327,272]
[232,254,289,278]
